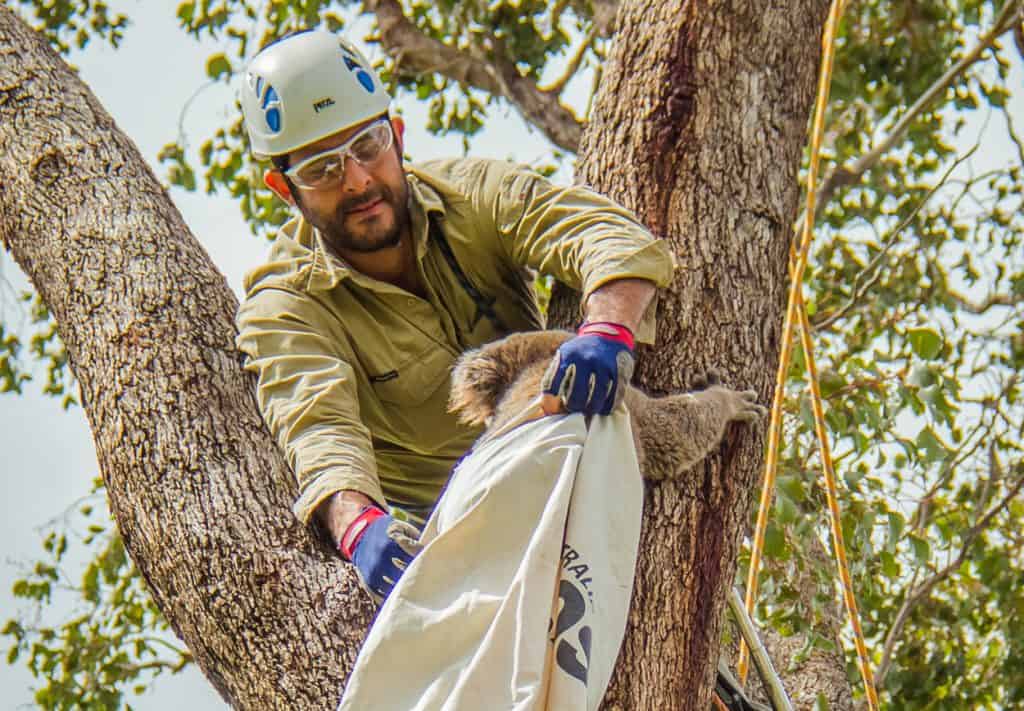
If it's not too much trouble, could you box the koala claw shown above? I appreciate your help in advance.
[733,390,769,422]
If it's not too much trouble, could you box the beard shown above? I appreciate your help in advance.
[301,181,410,255]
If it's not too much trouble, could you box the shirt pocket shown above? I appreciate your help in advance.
[367,341,454,407]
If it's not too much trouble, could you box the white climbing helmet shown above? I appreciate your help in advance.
[240,30,392,160]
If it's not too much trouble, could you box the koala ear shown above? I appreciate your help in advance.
[448,344,509,426]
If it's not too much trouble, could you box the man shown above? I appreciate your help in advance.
[235,30,675,602]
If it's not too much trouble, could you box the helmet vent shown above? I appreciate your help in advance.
[339,44,376,94]
[247,71,282,133]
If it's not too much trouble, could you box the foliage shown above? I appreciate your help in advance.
[0,290,76,407]
[748,1,1024,707]
[9,0,128,54]
[4,480,190,710]
[3,0,1024,708]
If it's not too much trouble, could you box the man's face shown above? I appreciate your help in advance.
[281,116,410,255]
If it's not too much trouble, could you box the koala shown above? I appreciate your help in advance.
[448,330,767,481]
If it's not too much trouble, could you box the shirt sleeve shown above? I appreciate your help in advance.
[479,161,676,343]
[235,288,386,524]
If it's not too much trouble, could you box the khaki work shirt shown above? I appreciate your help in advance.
[236,157,675,525]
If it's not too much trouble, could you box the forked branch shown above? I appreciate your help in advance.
[365,0,584,152]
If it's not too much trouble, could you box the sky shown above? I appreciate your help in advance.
[0,4,561,709]
[1,3,1022,710]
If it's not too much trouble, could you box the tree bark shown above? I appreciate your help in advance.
[752,535,856,710]
[548,0,833,708]
[1,0,833,708]
[0,7,374,708]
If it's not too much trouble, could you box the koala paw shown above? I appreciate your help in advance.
[718,387,769,423]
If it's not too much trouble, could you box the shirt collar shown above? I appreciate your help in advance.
[303,219,349,293]
[407,172,445,261]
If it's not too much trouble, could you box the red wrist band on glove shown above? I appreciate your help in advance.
[339,506,386,561]
[578,321,635,350]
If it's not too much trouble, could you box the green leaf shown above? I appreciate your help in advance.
[886,511,905,552]
[908,327,942,360]
[879,550,901,579]
[205,53,231,80]
[915,427,949,463]
[778,473,807,503]
[776,491,799,525]
[83,565,100,603]
[907,365,936,388]
[176,1,195,25]
[819,370,845,398]
[909,535,931,567]
[764,522,788,560]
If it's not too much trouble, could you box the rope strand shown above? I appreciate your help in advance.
[738,0,846,684]
[796,293,880,709]
[737,1,880,707]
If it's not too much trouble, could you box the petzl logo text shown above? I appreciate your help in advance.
[313,97,336,113]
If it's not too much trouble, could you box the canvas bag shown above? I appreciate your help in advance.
[337,402,644,711]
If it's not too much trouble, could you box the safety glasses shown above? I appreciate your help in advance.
[285,119,393,190]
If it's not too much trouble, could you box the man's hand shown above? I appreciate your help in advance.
[340,506,422,604]
[318,491,422,604]
[540,277,656,416]
[541,321,636,416]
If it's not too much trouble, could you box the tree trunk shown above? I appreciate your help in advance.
[1,0,833,708]
[745,534,856,710]
[549,0,833,708]
[0,7,373,708]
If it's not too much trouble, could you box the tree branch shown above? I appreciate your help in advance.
[1015,16,1024,60]
[1004,100,1024,166]
[814,0,1023,217]
[909,417,991,533]
[876,459,1024,686]
[948,289,1024,314]
[487,36,584,150]
[364,0,584,152]
[539,27,596,96]
[811,146,975,330]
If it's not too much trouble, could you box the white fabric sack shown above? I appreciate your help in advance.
[338,404,643,711]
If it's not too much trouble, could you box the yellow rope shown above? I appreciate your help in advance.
[738,0,844,683]
[737,1,880,707]
[795,293,880,709]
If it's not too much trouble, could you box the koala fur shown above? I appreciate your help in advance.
[449,330,767,481]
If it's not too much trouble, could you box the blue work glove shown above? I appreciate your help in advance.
[541,321,636,416]
[340,506,422,604]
